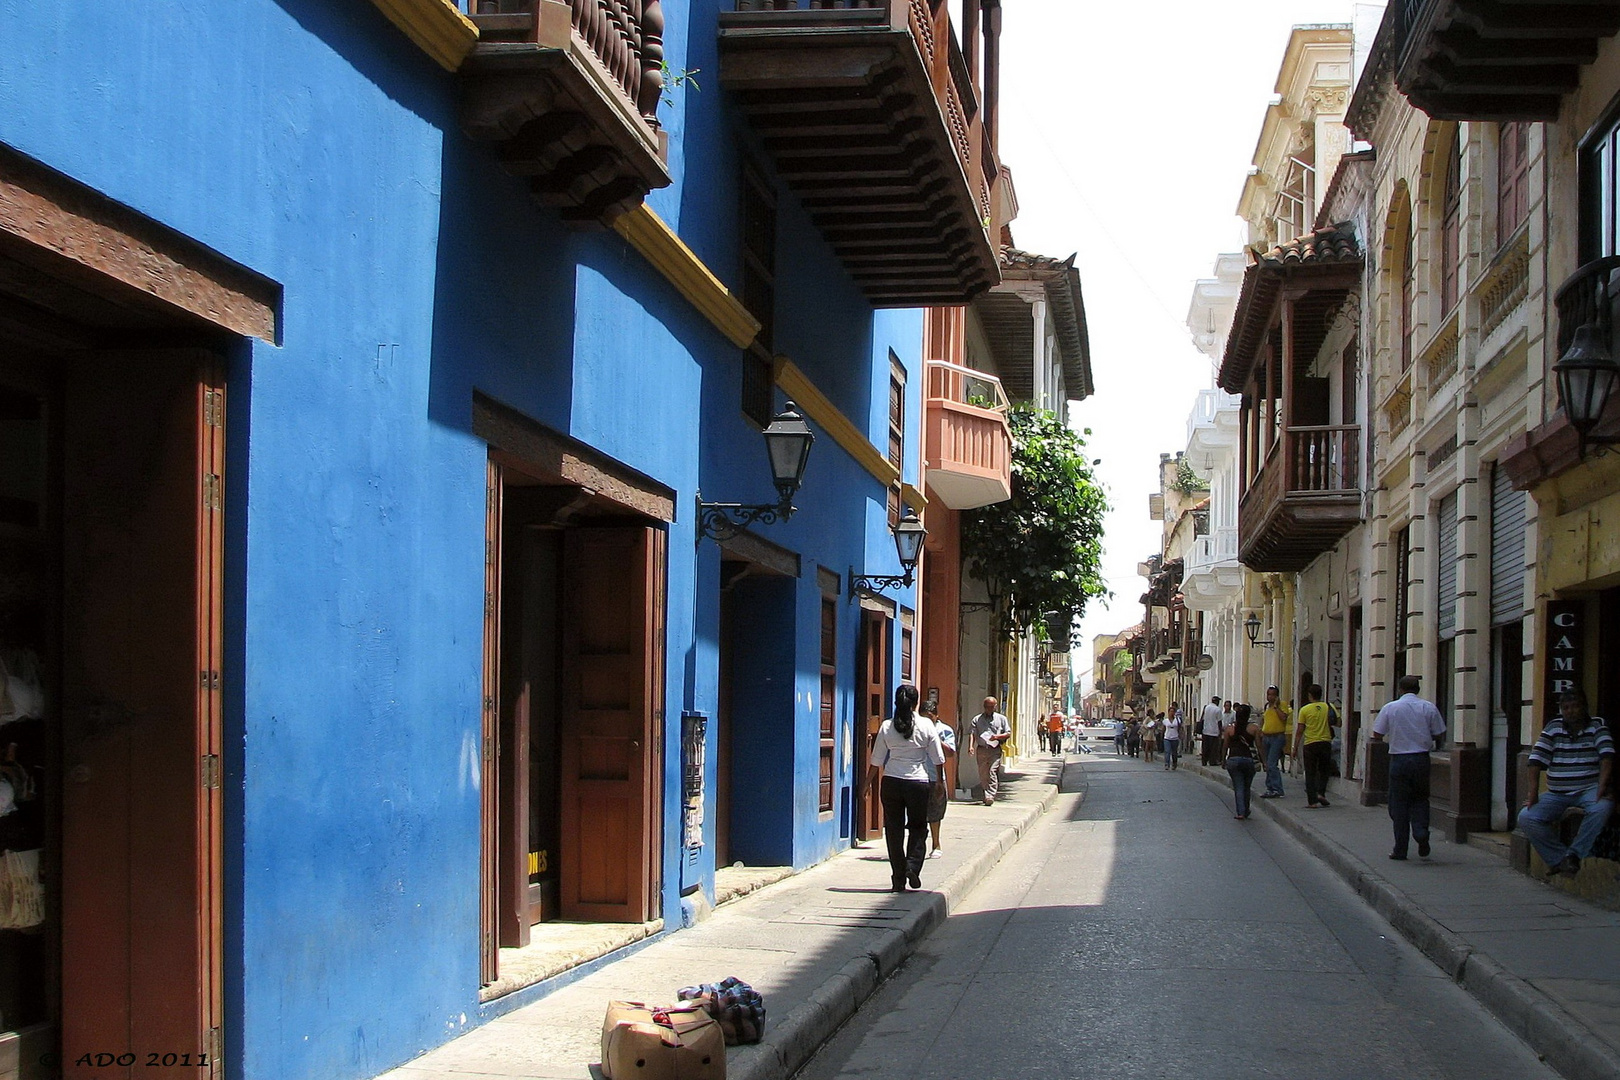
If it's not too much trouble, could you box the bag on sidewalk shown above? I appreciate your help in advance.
[601,1001,726,1080]
[677,976,766,1044]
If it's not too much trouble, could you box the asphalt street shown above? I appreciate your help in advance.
[797,752,1563,1080]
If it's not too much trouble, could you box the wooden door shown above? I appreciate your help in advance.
[560,526,664,922]
[478,461,502,983]
[60,352,223,1076]
[856,609,890,841]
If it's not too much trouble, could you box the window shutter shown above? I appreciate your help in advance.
[1437,492,1458,639]
[1491,464,1527,626]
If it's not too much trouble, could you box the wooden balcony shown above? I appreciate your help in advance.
[923,359,1010,510]
[1391,0,1620,120]
[1239,426,1363,572]
[719,0,1003,305]
[460,0,671,226]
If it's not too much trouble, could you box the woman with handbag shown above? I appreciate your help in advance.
[868,685,945,892]
[1223,703,1261,819]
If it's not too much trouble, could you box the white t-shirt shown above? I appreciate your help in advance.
[1163,715,1183,741]
[872,717,945,781]
[1201,703,1225,736]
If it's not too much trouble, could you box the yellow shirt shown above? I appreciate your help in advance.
[1298,702,1334,744]
[1261,703,1291,735]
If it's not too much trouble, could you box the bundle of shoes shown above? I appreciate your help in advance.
[676,977,766,1046]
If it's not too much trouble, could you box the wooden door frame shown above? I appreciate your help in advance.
[855,607,891,841]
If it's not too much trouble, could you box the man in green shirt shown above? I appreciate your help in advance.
[1294,683,1337,808]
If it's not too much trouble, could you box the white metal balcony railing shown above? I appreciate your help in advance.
[1186,387,1241,443]
[1188,526,1239,572]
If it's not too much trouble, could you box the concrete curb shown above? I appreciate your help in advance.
[1187,763,1620,1080]
[732,766,1066,1080]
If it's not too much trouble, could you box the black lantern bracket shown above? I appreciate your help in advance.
[849,507,927,602]
[1244,611,1276,650]
[1554,260,1620,461]
[696,402,815,543]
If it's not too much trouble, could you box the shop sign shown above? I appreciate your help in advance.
[1545,601,1584,717]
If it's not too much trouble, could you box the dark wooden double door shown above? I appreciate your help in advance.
[855,608,890,842]
[1,347,223,1077]
[480,466,665,981]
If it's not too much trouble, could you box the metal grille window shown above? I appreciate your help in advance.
[1394,524,1411,682]
[740,164,777,426]
[1436,492,1458,639]
[1490,463,1527,626]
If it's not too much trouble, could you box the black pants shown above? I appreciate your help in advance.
[1201,734,1220,766]
[1303,741,1333,804]
[881,776,932,887]
[1388,752,1432,856]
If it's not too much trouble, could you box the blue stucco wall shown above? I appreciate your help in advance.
[0,0,923,1076]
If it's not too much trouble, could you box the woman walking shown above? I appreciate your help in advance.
[1223,703,1261,819]
[868,685,945,891]
[922,701,956,859]
[1142,715,1159,764]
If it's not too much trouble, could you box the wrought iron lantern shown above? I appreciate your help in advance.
[1244,610,1275,650]
[697,402,815,541]
[1554,322,1620,458]
[850,508,927,599]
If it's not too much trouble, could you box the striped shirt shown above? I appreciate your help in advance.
[1528,717,1614,793]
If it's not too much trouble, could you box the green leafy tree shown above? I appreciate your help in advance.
[962,406,1109,636]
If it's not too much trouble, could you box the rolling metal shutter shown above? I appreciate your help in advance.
[1491,463,1527,627]
[1437,491,1458,639]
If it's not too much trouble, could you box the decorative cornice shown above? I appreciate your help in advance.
[901,483,927,512]
[613,206,761,349]
[774,359,899,489]
[370,0,478,72]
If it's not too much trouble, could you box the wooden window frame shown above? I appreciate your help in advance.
[1440,128,1463,315]
[819,593,837,813]
[1497,122,1531,249]
[740,162,777,428]
[886,352,906,529]
[1400,212,1416,371]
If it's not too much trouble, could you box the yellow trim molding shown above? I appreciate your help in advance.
[370,0,478,72]
[774,359,899,489]
[901,484,928,512]
[613,206,761,349]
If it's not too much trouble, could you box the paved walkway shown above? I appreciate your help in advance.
[1187,755,1620,1080]
[374,757,1064,1080]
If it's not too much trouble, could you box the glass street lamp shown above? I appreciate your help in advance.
[1554,322,1620,458]
[851,508,928,599]
[697,402,816,541]
[1244,610,1275,650]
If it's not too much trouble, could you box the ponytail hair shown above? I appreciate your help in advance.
[893,683,920,739]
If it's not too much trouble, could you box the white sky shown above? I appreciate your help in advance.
[995,0,1363,686]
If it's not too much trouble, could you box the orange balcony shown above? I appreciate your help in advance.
[924,360,1011,510]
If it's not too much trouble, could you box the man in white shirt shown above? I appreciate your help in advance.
[969,697,1012,805]
[1371,674,1447,860]
[1199,696,1225,766]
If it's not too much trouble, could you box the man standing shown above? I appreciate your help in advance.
[1199,696,1225,766]
[1045,710,1064,756]
[1371,674,1447,859]
[1294,684,1337,808]
[969,697,1012,805]
[1114,717,1127,756]
[1518,689,1614,877]
[1162,703,1183,771]
[1259,686,1291,798]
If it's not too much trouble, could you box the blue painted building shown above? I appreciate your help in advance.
[0,0,1010,1076]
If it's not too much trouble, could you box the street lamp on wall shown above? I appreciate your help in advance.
[697,402,815,541]
[1553,321,1620,460]
[850,508,927,600]
[1244,610,1275,650]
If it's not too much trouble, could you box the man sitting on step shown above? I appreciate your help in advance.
[1519,689,1614,878]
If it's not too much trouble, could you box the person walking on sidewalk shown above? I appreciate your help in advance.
[1518,689,1614,878]
[1223,703,1260,819]
[1162,704,1183,771]
[1259,686,1291,798]
[1045,710,1065,756]
[1371,675,1447,860]
[1126,717,1141,758]
[969,697,1011,805]
[920,700,956,860]
[868,684,944,891]
[1114,717,1127,756]
[1295,684,1338,808]
[1199,696,1224,766]
[1142,714,1159,764]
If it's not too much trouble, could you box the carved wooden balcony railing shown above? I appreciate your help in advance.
[461,0,671,226]
[923,359,1011,510]
[719,0,1004,305]
[1390,0,1620,121]
[1238,425,1362,572]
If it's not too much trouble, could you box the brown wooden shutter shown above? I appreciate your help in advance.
[479,461,502,984]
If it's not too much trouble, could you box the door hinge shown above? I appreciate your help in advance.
[203,388,224,428]
[202,472,223,511]
[201,754,221,790]
[200,669,221,691]
[205,1025,222,1059]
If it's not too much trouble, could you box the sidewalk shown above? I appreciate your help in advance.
[1186,758,1620,1080]
[376,756,1066,1080]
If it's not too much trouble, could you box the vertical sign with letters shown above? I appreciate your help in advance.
[1544,600,1584,718]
